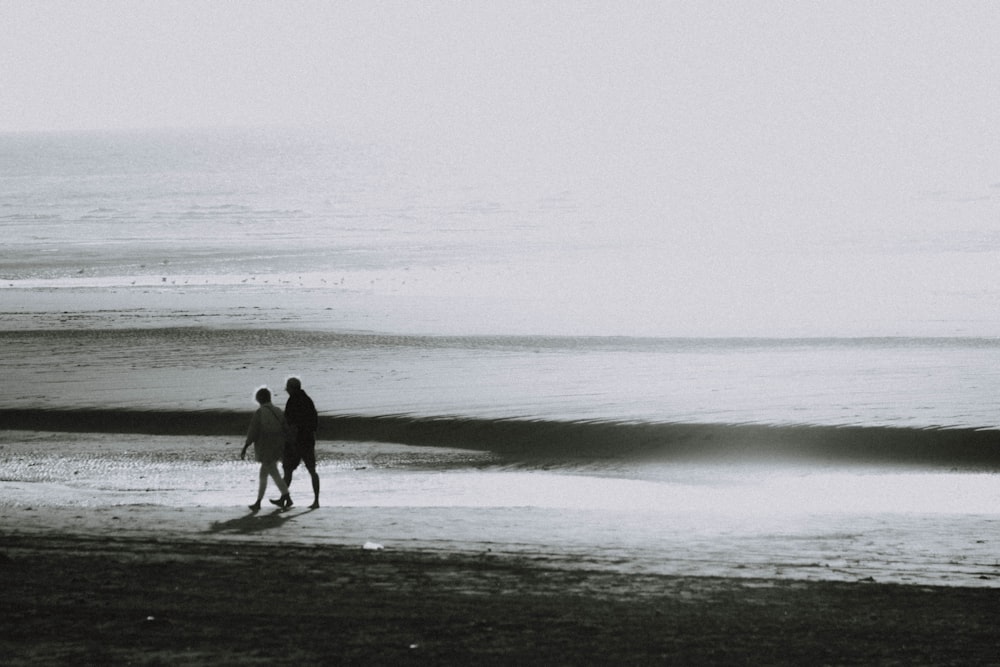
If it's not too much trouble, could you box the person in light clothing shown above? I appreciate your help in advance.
[241,386,292,511]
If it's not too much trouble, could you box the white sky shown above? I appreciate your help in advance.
[3,1,1000,335]
[3,3,997,155]
[4,2,999,210]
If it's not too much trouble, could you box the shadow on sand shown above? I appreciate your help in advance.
[206,507,316,535]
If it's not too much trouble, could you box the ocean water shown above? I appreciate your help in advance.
[4,127,1000,446]
[5,126,1000,340]
[3,329,1000,432]
[4,129,1000,585]
[3,128,1000,428]
[3,128,1000,443]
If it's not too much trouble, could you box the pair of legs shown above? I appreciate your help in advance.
[283,462,320,509]
[249,460,291,511]
[281,436,320,509]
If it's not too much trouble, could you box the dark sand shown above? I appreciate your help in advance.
[1,533,998,666]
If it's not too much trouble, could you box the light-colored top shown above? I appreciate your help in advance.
[245,403,287,463]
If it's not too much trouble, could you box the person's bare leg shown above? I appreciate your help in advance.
[308,466,320,509]
[249,466,268,510]
[264,461,292,508]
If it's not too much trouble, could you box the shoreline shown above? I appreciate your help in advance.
[4,408,1000,468]
[2,533,998,665]
[4,428,1000,590]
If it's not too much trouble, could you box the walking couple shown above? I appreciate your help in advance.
[241,376,321,511]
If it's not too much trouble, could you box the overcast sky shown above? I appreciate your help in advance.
[5,4,999,203]
[4,2,997,159]
[5,2,998,186]
[5,2,999,219]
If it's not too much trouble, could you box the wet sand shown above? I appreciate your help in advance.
[3,430,1000,586]
[2,532,999,665]
[3,430,1000,663]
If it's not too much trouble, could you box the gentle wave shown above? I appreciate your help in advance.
[3,408,999,469]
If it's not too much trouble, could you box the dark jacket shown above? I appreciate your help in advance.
[284,389,318,437]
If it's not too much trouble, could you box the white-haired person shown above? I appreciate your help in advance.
[241,386,292,511]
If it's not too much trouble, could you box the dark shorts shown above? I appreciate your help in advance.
[283,432,316,472]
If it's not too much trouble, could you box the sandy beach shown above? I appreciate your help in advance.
[2,428,1000,664]
[3,529,999,665]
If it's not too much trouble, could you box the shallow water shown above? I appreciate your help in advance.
[3,431,999,587]
[4,327,1000,430]
[5,432,999,515]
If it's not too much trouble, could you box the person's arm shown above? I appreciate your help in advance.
[307,397,318,432]
[241,410,260,459]
[284,397,300,427]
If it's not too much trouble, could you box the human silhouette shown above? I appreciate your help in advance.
[276,376,320,509]
[241,386,292,511]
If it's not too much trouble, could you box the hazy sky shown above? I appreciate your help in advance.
[3,2,997,152]
[4,2,999,208]
[4,2,1000,334]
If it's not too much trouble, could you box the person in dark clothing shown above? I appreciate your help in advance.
[274,376,321,509]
